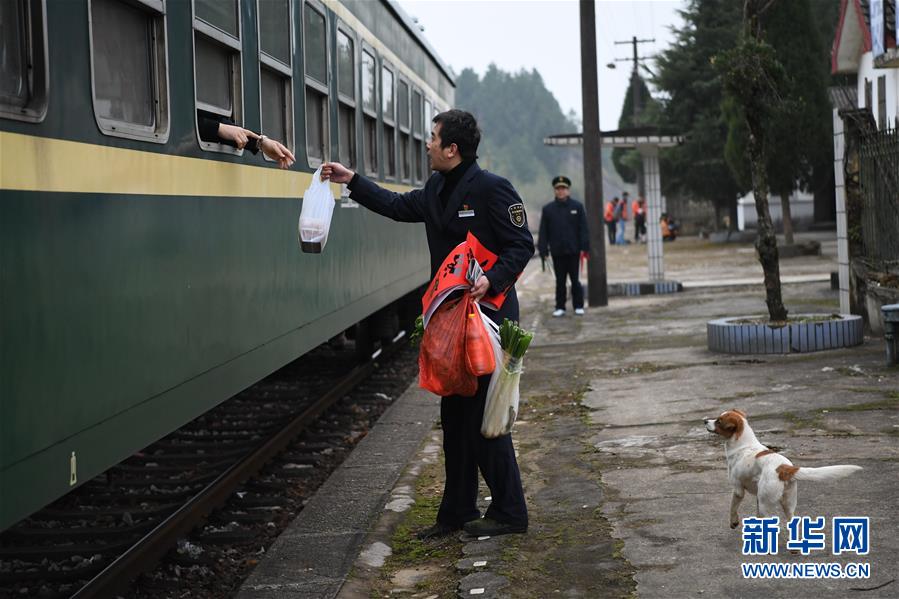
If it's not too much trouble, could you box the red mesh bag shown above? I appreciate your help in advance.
[464,303,495,376]
[418,297,478,397]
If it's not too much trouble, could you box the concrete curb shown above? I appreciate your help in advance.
[235,384,439,598]
[707,314,864,354]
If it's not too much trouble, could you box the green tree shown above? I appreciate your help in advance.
[722,0,833,245]
[653,0,743,228]
[612,70,661,191]
[718,1,791,321]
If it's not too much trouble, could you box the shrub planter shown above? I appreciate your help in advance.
[707,314,863,354]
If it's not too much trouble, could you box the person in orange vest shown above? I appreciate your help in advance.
[632,195,647,243]
[615,192,630,245]
[604,197,618,244]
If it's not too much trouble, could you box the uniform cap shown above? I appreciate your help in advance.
[552,175,571,188]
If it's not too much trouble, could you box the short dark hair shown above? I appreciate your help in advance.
[432,109,480,160]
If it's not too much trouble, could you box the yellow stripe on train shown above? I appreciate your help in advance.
[0,132,413,198]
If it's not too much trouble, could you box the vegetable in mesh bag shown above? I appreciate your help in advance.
[418,297,478,397]
[464,301,495,376]
[481,318,534,438]
[298,166,337,253]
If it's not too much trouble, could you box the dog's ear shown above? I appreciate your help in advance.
[732,408,747,418]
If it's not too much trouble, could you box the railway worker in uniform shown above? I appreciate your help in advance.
[321,109,533,539]
[538,176,589,317]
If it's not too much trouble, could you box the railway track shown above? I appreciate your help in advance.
[0,330,420,599]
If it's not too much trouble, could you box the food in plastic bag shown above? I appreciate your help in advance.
[298,166,336,253]
[481,317,533,438]
[418,297,478,397]
[465,301,495,376]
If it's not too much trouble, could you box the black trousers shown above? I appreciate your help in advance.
[634,214,646,241]
[437,376,528,528]
[552,253,584,310]
[606,221,616,244]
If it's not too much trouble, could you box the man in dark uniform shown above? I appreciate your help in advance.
[538,176,589,317]
[321,110,533,538]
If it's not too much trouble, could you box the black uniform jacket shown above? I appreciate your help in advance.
[348,162,535,322]
[537,197,589,258]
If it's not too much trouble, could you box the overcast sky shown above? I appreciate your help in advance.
[395,0,686,130]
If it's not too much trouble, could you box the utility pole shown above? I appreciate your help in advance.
[580,0,607,307]
[613,36,654,197]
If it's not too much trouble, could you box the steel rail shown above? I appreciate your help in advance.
[72,332,409,599]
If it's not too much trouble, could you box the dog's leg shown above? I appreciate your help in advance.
[730,489,745,529]
[780,482,797,522]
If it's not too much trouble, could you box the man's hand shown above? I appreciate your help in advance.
[580,251,589,261]
[321,162,355,184]
[470,275,491,301]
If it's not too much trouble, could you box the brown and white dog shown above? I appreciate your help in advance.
[704,410,862,529]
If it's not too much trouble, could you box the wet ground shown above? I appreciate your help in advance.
[341,232,899,598]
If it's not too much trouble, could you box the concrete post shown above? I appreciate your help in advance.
[883,304,899,366]
[833,108,850,315]
[640,145,664,282]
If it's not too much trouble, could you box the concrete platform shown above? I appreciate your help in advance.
[241,233,899,598]
[235,385,439,598]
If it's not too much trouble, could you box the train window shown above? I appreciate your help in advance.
[397,79,410,182]
[193,0,243,153]
[336,28,356,170]
[412,89,423,183]
[258,0,293,160]
[361,48,377,176]
[422,98,432,180]
[88,0,169,142]
[196,0,238,37]
[304,1,328,165]
[381,64,396,179]
[0,0,48,122]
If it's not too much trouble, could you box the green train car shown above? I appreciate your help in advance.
[0,0,454,531]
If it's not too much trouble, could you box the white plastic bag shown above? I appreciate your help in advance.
[298,166,336,253]
[480,314,521,438]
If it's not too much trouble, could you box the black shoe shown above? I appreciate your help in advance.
[463,517,527,537]
[415,522,461,541]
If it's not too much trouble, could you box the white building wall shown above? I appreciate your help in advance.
[857,53,899,128]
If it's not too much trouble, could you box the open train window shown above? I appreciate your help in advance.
[381,63,396,180]
[361,47,378,177]
[193,0,243,154]
[257,0,293,159]
[397,78,410,183]
[88,0,169,142]
[0,0,48,123]
[411,88,423,184]
[423,98,432,181]
[303,0,329,166]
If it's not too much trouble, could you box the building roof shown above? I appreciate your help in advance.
[832,0,872,74]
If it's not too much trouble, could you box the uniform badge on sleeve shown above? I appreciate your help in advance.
[508,203,526,227]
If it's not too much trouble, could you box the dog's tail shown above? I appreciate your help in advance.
[793,465,862,482]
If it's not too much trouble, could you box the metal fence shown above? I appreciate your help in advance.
[859,126,899,268]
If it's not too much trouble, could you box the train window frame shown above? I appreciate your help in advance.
[335,23,357,171]
[0,0,49,123]
[256,0,294,162]
[422,97,432,181]
[411,87,423,184]
[397,77,411,183]
[87,0,170,143]
[381,61,396,181]
[360,44,378,178]
[302,0,330,168]
[192,0,245,156]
